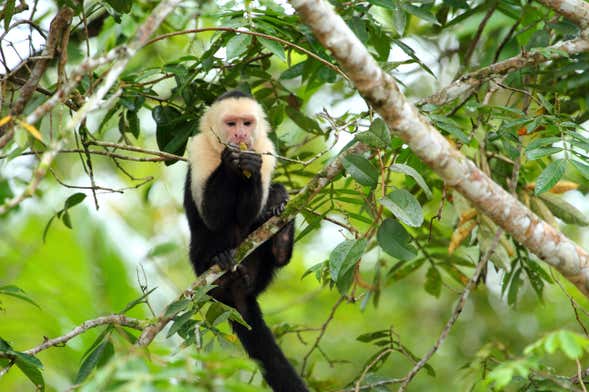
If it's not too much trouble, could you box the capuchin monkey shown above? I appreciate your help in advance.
[184,90,308,392]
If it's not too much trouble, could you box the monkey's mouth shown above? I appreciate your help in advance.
[228,135,253,149]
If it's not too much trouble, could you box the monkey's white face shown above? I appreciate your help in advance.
[222,114,256,148]
[199,97,268,153]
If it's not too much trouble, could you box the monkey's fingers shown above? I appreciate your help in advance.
[239,152,262,175]
[211,249,235,271]
[234,264,252,289]
[221,146,241,171]
[271,201,287,216]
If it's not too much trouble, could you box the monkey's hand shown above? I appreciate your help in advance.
[211,249,252,290]
[211,249,236,271]
[269,184,289,216]
[221,145,241,173]
[238,151,262,178]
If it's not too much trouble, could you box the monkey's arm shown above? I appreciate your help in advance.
[258,183,294,266]
[200,147,246,230]
[235,149,264,226]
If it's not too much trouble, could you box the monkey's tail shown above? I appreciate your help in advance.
[232,296,309,392]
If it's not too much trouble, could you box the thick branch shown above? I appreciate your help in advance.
[536,0,589,28]
[0,7,73,148]
[423,37,589,106]
[289,0,589,296]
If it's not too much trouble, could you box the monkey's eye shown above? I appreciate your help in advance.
[227,121,236,127]
[244,121,252,126]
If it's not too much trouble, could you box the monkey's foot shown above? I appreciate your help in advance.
[270,200,287,217]
[233,263,252,290]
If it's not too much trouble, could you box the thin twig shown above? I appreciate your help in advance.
[144,27,348,81]
[397,229,502,391]
[0,148,179,162]
[88,140,187,161]
[300,295,346,376]
[354,348,394,392]
[464,1,497,68]
[0,314,145,377]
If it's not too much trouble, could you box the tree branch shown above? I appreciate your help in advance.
[289,0,589,297]
[535,0,589,28]
[0,315,145,376]
[68,0,183,130]
[422,36,589,106]
[0,7,74,148]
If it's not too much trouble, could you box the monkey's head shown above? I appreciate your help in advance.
[200,91,269,151]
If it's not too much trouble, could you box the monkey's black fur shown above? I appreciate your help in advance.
[184,143,307,391]
[216,89,252,101]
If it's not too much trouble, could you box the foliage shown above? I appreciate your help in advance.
[1,0,589,391]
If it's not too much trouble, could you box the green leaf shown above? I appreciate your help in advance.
[164,299,191,318]
[526,147,561,160]
[348,16,368,42]
[399,2,437,24]
[0,337,13,351]
[105,0,132,13]
[572,160,589,180]
[226,34,252,60]
[535,159,567,195]
[376,219,416,261]
[329,239,368,294]
[80,327,112,362]
[507,268,522,306]
[62,210,72,229]
[355,118,391,148]
[206,303,231,326]
[280,62,306,80]
[3,0,15,32]
[558,330,584,359]
[391,0,407,35]
[539,193,589,226]
[64,193,86,209]
[153,105,194,164]
[147,242,177,258]
[75,340,111,384]
[0,178,13,204]
[0,285,40,308]
[167,310,196,338]
[356,330,389,343]
[15,354,44,391]
[126,110,140,138]
[393,39,435,77]
[367,0,395,10]
[285,106,321,132]
[257,37,286,61]
[424,266,442,297]
[342,155,379,188]
[119,287,157,313]
[14,352,42,369]
[389,163,432,199]
[379,189,424,227]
